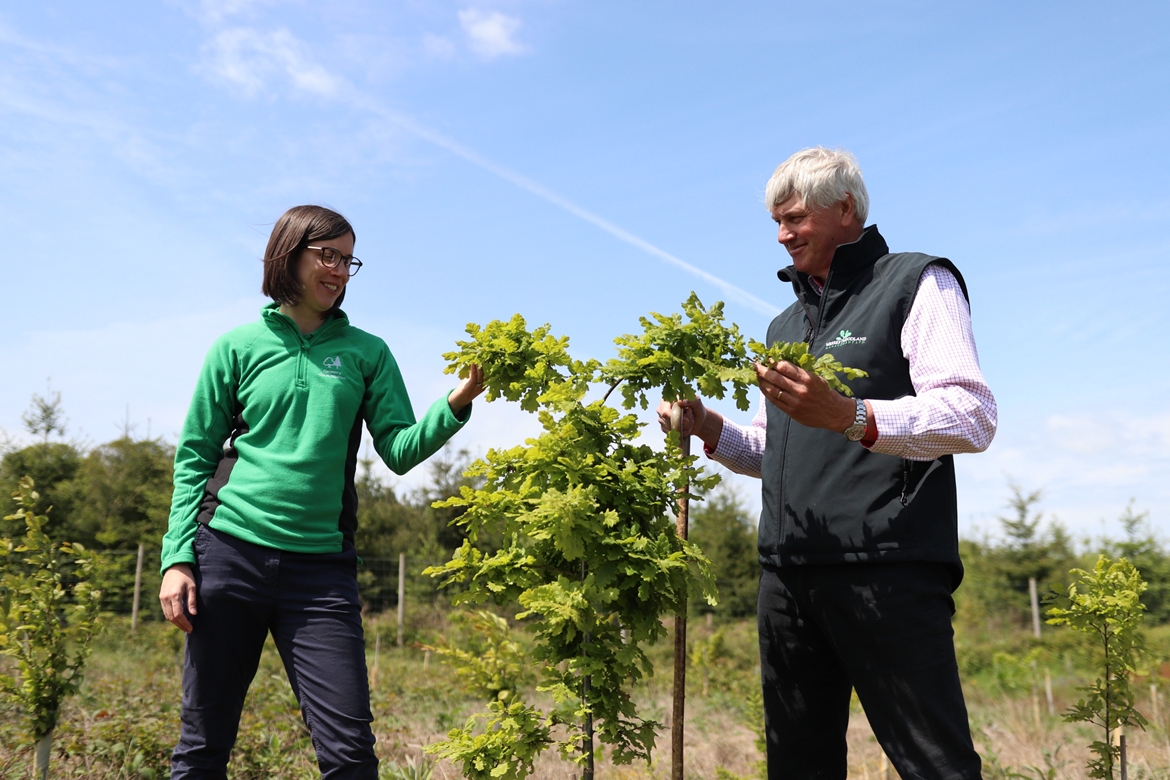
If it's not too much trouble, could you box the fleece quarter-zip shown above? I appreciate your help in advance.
[161,304,469,573]
[758,226,968,584]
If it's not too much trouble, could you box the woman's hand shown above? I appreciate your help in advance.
[160,563,197,633]
[448,363,486,416]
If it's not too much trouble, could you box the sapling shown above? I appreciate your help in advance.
[0,477,102,780]
[1047,555,1148,780]
[430,294,866,779]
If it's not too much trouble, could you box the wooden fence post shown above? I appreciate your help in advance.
[372,632,380,688]
[131,543,145,632]
[1029,577,1041,639]
[1152,680,1160,725]
[397,553,406,648]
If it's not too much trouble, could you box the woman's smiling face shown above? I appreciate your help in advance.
[294,232,354,316]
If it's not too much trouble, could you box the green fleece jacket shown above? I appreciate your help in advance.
[160,304,469,573]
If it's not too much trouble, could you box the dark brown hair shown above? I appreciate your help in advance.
[261,205,355,315]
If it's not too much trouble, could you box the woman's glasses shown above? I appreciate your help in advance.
[307,246,363,277]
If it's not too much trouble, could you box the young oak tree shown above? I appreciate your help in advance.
[0,478,103,780]
[1047,555,1148,780]
[426,294,866,779]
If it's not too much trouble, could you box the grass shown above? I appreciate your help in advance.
[4,612,1170,778]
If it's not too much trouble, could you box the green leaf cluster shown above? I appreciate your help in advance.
[1047,555,1148,779]
[601,292,867,411]
[424,610,533,702]
[443,315,599,412]
[0,477,103,743]
[603,293,751,410]
[429,698,551,780]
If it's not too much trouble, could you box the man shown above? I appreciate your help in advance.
[659,147,996,779]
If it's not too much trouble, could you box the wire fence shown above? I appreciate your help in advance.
[6,547,758,633]
[90,549,454,622]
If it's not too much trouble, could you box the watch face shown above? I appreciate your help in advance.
[844,423,867,442]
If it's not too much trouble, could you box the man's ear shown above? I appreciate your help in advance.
[839,193,857,228]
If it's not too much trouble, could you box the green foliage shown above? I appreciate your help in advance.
[64,437,175,550]
[21,381,68,445]
[1047,555,1148,779]
[1102,502,1170,625]
[953,485,1079,638]
[426,401,718,770]
[425,611,533,701]
[604,293,751,411]
[688,488,759,618]
[743,339,868,397]
[0,477,103,742]
[354,452,434,560]
[383,755,436,780]
[0,443,81,542]
[443,314,598,412]
[428,304,739,778]
[427,295,865,777]
[601,293,868,412]
[428,698,550,780]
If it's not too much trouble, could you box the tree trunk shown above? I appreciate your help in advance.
[582,670,594,780]
[581,559,594,780]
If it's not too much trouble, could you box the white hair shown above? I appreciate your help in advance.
[764,147,869,224]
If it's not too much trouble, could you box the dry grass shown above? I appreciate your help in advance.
[5,615,1170,779]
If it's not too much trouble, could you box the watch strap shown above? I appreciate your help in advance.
[843,398,867,442]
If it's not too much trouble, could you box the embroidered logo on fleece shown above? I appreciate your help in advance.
[320,356,344,378]
[824,329,867,349]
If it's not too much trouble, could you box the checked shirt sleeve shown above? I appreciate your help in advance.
[706,393,768,478]
[866,264,997,460]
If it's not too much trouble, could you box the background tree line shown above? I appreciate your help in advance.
[3,388,1167,628]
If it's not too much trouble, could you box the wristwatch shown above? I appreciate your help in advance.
[843,397,868,442]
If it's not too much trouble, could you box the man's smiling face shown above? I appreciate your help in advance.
[771,193,859,281]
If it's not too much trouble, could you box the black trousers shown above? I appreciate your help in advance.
[757,562,982,780]
[170,524,377,780]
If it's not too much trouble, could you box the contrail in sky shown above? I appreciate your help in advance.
[378,109,781,317]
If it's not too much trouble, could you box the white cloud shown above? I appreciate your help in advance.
[951,405,1170,539]
[458,9,527,59]
[199,27,344,99]
[1046,413,1117,455]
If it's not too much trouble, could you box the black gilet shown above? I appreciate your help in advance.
[758,225,968,584]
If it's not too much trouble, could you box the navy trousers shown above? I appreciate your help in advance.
[170,524,377,780]
[758,562,983,780]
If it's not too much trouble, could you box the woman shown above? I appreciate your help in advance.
[159,205,483,779]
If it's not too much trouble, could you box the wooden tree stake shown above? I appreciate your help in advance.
[670,404,690,780]
[131,542,145,632]
[397,552,406,648]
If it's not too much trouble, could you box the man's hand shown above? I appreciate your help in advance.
[755,360,856,433]
[656,397,724,452]
[160,563,197,633]
[448,363,486,416]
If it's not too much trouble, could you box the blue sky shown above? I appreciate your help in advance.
[1,1,1167,542]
